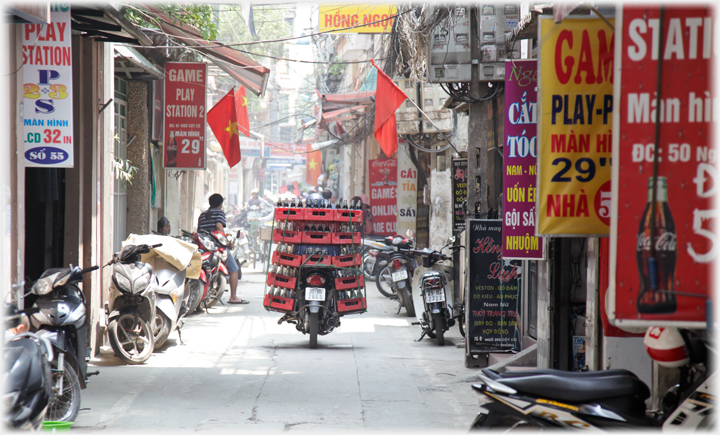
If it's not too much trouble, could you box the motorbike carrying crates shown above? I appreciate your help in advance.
[301,253,333,267]
[263,293,295,312]
[271,251,302,268]
[331,232,361,245]
[332,253,362,268]
[333,209,363,223]
[274,207,304,221]
[266,272,297,290]
[302,231,333,244]
[272,229,302,244]
[304,208,333,221]
[337,297,366,313]
[334,275,364,290]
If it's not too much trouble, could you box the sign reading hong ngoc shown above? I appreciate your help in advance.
[22,5,74,168]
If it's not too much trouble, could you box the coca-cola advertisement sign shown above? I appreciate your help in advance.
[609,6,715,328]
[466,220,521,355]
[368,158,397,236]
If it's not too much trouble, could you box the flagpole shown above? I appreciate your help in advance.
[401,96,460,154]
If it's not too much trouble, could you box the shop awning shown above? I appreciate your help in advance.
[70,5,153,45]
[138,4,270,97]
[322,90,375,110]
[114,45,164,80]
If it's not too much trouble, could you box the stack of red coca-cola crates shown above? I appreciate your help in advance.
[263,201,366,315]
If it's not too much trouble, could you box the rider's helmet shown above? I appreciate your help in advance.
[644,326,690,368]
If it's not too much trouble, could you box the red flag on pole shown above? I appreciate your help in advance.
[370,59,408,157]
[306,144,322,186]
[207,87,241,168]
[234,86,251,138]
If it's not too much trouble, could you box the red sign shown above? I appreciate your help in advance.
[368,159,397,236]
[609,6,714,328]
[163,62,207,169]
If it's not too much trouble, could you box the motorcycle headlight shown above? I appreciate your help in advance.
[31,277,53,295]
[112,272,132,293]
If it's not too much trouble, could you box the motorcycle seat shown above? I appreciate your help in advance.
[483,368,650,403]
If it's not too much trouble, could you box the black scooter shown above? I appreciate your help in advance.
[26,265,100,422]
[4,306,54,430]
[469,329,714,430]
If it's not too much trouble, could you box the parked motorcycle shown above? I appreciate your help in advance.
[104,243,160,364]
[3,306,54,430]
[360,237,387,283]
[410,237,464,345]
[469,327,714,430]
[186,230,226,311]
[25,264,99,422]
[380,234,417,317]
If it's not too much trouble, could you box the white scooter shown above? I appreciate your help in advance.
[410,235,464,345]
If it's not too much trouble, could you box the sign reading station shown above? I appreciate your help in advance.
[163,62,207,170]
[22,5,74,168]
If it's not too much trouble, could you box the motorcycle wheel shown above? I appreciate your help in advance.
[152,311,171,349]
[433,312,445,346]
[45,356,81,422]
[309,312,319,349]
[376,266,396,298]
[458,312,466,338]
[402,285,415,317]
[186,280,203,314]
[109,314,154,365]
[206,274,227,308]
[362,254,376,282]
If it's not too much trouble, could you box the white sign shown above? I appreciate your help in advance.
[396,143,417,235]
[22,5,74,168]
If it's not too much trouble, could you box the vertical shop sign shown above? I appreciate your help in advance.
[503,60,543,259]
[452,159,468,232]
[164,62,207,169]
[396,144,417,236]
[537,17,615,235]
[368,159,397,236]
[22,5,74,168]
[466,220,521,353]
[609,6,714,328]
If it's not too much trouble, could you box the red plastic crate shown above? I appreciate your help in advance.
[337,297,366,313]
[302,231,333,244]
[332,232,361,245]
[271,251,302,268]
[334,275,364,290]
[266,272,297,290]
[272,229,303,244]
[304,208,333,221]
[274,207,304,221]
[263,293,295,312]
[333,209,363,223]
[332,253,362,268]
[301,253,332,267]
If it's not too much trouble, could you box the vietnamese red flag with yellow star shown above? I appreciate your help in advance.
[305,144,322,186]
[207,87,241,168]
[370,59,408,157]
[234,86,250,138]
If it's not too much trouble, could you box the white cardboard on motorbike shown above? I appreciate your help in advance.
[123,234,202,280]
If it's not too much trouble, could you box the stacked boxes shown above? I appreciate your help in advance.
[263,201,367,314]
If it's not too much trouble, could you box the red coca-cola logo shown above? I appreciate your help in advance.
[636,232,677,251]
[371,160,397,169]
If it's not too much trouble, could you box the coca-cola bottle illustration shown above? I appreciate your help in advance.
[166,131,177,167]
[636,176,677,314]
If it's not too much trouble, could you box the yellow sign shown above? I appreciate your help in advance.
[319,4,397,33]
[537,17,615,236]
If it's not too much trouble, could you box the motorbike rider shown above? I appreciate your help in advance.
[247,188,262,208]
[198,193,249,305]
[157,216,171,235]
